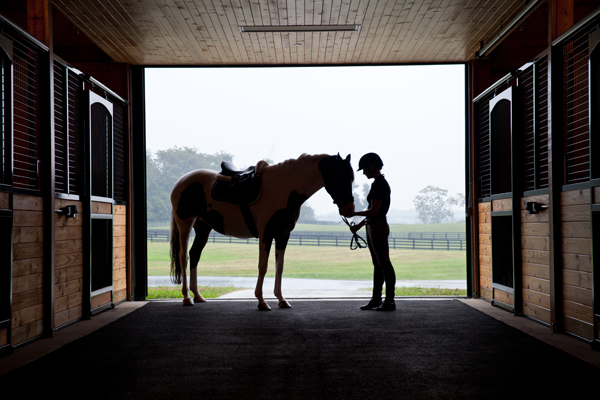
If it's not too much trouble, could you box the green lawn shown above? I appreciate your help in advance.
[148,242,466,281]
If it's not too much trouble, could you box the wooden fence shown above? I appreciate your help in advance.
[148,229,466,251]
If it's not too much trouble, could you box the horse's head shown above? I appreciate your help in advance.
[318,154,355,214]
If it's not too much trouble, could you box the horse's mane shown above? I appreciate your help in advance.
[262,153,328,173]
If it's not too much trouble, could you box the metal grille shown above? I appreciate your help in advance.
[113,102,126,202]
[0,56,7,185]
[536,55,549,188]
[5,31,40,190]
[561,20,598,185]
[54,59,67,193]
[475,93,492,199]
[67,70,82,195]
[520,65,535,191]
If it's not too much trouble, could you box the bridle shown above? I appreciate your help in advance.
[341,215,367,250]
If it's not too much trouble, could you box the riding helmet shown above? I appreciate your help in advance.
[357,152,383,171]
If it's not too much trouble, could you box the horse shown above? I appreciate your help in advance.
[169,153,355,310]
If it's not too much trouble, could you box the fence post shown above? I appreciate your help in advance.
[413,239,415,249]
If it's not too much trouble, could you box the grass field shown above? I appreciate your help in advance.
[148,242,466,281]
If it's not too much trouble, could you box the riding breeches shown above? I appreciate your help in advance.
[366,218,396,302]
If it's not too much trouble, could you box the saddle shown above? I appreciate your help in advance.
[211,161,266,238]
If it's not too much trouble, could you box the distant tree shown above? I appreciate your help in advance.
[299,204,316,221]
[413,186,459,224]
[352,182,369,211]
[146,147,234,221]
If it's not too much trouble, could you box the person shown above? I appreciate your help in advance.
[342,153,396,311]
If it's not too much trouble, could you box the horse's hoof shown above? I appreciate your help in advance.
[194,296,206,303]
[183,298,194,306]
[257,302,271,311]
[278,300,292,308]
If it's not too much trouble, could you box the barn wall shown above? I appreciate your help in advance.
[0,192,10,347]
[54,199,83,327]
[12,195,44,345]
[478,202,492,301]
[113,205,127,303]
[560,189,593,340]
[520,194,551,324]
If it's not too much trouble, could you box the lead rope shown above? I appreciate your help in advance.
[341,216,367,250]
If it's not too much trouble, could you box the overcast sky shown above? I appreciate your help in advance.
[145,65,465,217]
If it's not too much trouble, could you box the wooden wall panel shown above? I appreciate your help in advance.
[492,198,512,211]
[494,288,514,306]
[54,199,83,327]
[560,189,593,340]
[478,202,492,300]
[11,195,44,346]
[113,205,127,303]
[520,195,550,324]
[0,192,9,209]
[0,328,7,347]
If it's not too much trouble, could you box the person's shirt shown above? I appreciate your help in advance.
[367,174,391,219]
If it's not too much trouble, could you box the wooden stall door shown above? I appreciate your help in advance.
[85,92,114,316]
[489,87,521,311]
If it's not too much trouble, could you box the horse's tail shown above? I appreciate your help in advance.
[170,211,182,285]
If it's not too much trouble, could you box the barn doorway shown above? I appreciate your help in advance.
[144,65,467,300]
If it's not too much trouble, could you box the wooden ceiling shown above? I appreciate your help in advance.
[52,0,531,66]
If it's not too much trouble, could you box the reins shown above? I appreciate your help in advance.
[341,216,367,250]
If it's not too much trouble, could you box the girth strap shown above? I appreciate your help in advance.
[240,203,258,238]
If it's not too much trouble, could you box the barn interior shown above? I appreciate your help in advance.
[1,0,600,397]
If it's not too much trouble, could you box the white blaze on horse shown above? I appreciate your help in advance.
[169,153,355,310]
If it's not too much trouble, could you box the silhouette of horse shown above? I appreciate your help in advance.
[170,153,355,310]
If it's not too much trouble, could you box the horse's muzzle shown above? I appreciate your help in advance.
[339,202,355,217]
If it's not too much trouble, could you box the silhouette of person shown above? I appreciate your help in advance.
[342,153,396,311]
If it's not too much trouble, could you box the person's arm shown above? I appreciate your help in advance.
[351,200,381,218]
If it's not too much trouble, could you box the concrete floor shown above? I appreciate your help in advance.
[1,298,599,377]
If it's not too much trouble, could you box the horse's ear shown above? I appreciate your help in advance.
[345,154,351,162]
[337,152,341,159]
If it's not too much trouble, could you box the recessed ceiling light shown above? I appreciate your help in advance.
[240,25,360,33]
[294,43,302,46]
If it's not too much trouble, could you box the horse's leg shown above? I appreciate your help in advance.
[178,217,196,306]
[255,237,272,310]
[274,233,291,308]
[189,220,212,303]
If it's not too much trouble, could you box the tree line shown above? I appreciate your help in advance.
[146,147,462,224]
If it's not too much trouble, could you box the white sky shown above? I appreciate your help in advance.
[145,65,465,217]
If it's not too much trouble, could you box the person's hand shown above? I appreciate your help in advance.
[350,224,361,234]
[340,204,355,218]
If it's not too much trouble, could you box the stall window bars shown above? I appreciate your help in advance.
[4,30,40,191]
[561,19,598,185]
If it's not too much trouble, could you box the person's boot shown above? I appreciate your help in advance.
[360,298,382,310]
[375,300,396,311]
